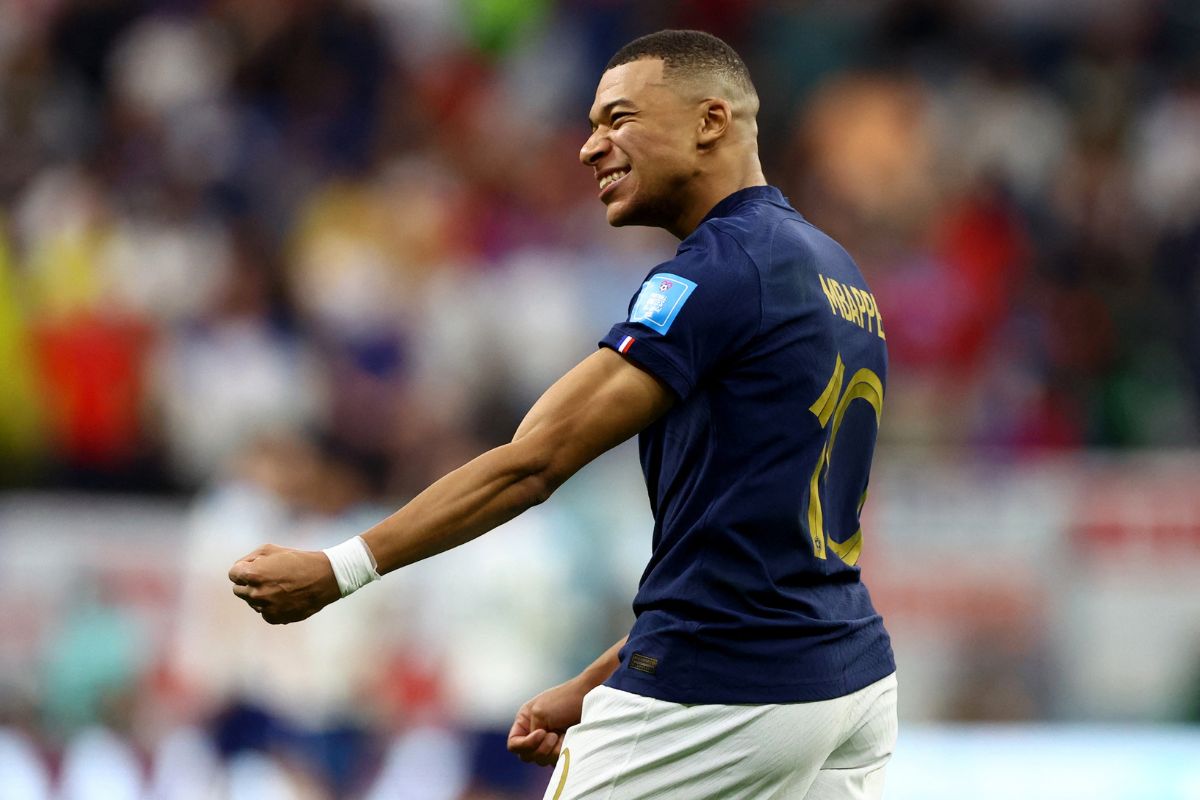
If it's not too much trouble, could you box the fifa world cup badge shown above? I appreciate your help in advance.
[629,273,697,334]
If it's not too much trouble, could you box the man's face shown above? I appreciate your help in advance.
[581,59,699,229]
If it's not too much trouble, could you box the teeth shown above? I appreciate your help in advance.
[599,169,629,190]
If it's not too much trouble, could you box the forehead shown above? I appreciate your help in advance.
[590,58,673,117]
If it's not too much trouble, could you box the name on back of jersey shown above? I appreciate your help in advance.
[817,274,885,340]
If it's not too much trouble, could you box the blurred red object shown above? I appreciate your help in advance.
[932,188,1030,368]
[32,312,154,467]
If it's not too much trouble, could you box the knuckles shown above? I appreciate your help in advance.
[230,566,260,585]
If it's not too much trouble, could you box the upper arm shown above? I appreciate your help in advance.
[511,348,674,490]
[598,228,763,400]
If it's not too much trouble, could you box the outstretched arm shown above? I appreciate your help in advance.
[228,348,673,624]
[361,348,672,573]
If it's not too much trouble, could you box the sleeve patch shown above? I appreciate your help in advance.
[628,273,697,334]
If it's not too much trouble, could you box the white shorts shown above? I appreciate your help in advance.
[542,673,897,800]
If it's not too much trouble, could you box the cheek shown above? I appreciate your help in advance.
[614,131,675,181]
[608,129,635,160]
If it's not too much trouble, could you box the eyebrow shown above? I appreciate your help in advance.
[589,98,637,128]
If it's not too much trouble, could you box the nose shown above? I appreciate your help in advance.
[580,129,608,167]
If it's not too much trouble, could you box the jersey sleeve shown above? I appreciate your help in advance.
[599,225,762,400]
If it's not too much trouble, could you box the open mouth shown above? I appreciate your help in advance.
[598,168,630,196]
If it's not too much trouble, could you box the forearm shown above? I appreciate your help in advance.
[574,636,628,690]
[359,351,671,577]
[361,440,552,574]
[234,351,672,623]
[330,349,674,590]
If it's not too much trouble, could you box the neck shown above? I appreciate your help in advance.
[666,153,767,239]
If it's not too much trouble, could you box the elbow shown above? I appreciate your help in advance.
[506,438,569,507]
[523,470,556,507]
[525,450,573,506]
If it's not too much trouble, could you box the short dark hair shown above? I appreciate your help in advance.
[605,30,756,97]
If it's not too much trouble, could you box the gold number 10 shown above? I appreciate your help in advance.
[807,354,883,566]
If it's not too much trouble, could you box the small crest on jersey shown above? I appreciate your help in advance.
[628,652,658,675]
[629,272,696,334]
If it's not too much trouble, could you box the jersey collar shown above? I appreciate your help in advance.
[698,185,791,226]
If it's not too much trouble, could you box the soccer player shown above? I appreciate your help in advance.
[230,29,897,799]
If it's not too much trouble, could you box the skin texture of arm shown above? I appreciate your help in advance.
[227,348,673,624]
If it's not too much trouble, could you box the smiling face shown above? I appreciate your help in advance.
[581,59,702,232]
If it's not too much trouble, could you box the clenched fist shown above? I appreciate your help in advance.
[228,543,341,624]
[507,677,591,766]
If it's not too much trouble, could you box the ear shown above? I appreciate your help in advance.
[697,98,733,147]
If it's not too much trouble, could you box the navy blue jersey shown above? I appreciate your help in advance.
[599,186,895,704]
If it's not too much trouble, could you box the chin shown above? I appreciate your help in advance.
[605,203,635,227]
[605,181,681,231]
[604,195,654,229]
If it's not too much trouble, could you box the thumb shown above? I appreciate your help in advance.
[228,545,269,584]
[234,545,269,564]
[508,705,532,742]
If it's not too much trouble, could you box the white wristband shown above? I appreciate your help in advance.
[322,536,381,597]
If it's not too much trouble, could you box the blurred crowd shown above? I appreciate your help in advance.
[0,433,646,798]
[0,0,1197,498]
[1,0,1199,797]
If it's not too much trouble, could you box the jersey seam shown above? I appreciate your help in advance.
[762,218,781,338]
[709,220,769,342]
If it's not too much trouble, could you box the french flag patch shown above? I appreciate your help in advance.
[618,335,635,353]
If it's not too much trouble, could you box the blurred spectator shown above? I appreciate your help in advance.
[170,432,389,794]
[151,247,326,484]
[0,0,1191,495]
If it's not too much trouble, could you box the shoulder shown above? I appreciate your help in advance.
[705,201,822,271]
[663,222,763,308]
[676,213,777,278]
[723,208,858,280]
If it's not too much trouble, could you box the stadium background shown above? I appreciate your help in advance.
[1,0,1199,797]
